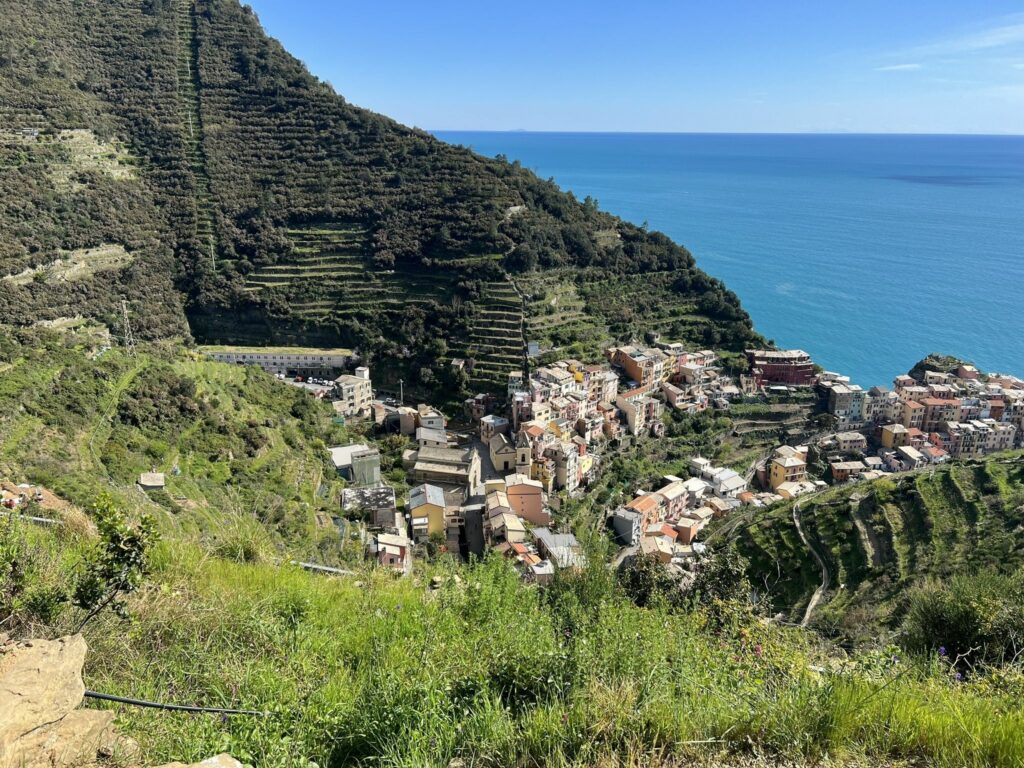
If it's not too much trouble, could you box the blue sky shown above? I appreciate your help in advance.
[243,1,1024,133]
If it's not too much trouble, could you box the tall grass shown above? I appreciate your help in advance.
[37,541,1018,768]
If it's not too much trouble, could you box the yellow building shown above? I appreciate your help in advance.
[408,484,446,537]
[769,456,806,489]
[579,453,594,480]
[880,423,909,449]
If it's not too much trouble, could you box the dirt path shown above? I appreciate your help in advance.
[793,501,830,627]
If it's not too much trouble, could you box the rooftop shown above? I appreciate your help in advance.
[328,443,371,469]
[409,484,446,509]
[200,345,353,355]
[342,485,396,511]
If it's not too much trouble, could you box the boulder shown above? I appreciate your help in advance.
[0,634,125,768]
[0,633,240,768]
[155,756,243,768]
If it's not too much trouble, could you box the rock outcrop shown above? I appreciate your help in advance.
[155,756,242,768]
[0,634,124,768]
[0,634,240,768]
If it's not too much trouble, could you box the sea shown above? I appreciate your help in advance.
[433,131,1024,389]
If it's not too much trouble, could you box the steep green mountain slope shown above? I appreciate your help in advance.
[0,0,756,392]
[0,325,354,561]
[729,456,1024,643]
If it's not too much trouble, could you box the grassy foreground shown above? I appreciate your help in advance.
[6,521,1022,768]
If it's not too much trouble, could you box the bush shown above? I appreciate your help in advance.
[901,570,1024,666]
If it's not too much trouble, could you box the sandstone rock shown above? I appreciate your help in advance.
[7,709,117,768]
[0,633,239,768]
[155,754,244,768]
[0,634,90,767]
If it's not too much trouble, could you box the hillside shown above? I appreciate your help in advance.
[729,455,1024,643]
[0,0,757,393]
[2,325,1024,766]
[0,324,356,561]
[4,527,1022,767]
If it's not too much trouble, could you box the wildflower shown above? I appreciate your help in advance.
[754,644,763,657]
[955,672,963,682]
[938,646,947,657]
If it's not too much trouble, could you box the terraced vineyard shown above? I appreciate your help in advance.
[245,225,463,323]
[1,0,761,387]
[579,271,718,342]
[464,280,525,390]
[730,452,1024,642]
[517,271,607,355]
[175,0,218,271]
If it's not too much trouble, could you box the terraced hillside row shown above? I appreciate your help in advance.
[730,453,1024,643]
[175,0,218,272]
[464,280,526,390]
[517,271,607,356]
[249,226,459,309]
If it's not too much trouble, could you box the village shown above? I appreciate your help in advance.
[198,343,1024,580]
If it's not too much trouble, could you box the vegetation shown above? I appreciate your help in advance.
[0,0,759,395]
[1,521,1022,767]
[3,326,1024,766]
[908,354,970,382]
[0,325,358,562]
[729,456,1024,649]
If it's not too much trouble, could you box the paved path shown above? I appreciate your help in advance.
[792,501,830,627]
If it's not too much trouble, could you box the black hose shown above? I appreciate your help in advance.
[84,690,265,716]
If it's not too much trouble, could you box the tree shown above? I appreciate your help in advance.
[687,544,754,608]
[72,494,157,631]
[618,553,680,609]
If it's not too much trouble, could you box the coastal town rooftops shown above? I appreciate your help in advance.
[640,536,675,558]
[626,494,661,515]
[831,461,867,471]
[329,443,371,469]
[375,532,411,548]
[898,446,925,461]
[416,427,448,443]
[532,527,586,569]
[772,456,806,468]
[415,445,475,463]
[746,348,811,360]
[656,480,688,501]
[835,431,865,441]
[681,477,711,493]
[486,490,511,511]
[409,483,446,510]
[505,473,542,489]
[342,485,396,511]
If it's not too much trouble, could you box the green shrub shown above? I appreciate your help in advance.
[902,570,1024,666]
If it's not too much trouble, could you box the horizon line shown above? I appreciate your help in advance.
[428,128,1024,138]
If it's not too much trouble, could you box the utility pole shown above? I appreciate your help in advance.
[398,379,404,405]
[120,300,137,357]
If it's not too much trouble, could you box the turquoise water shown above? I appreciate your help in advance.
[434,131,1024,388]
